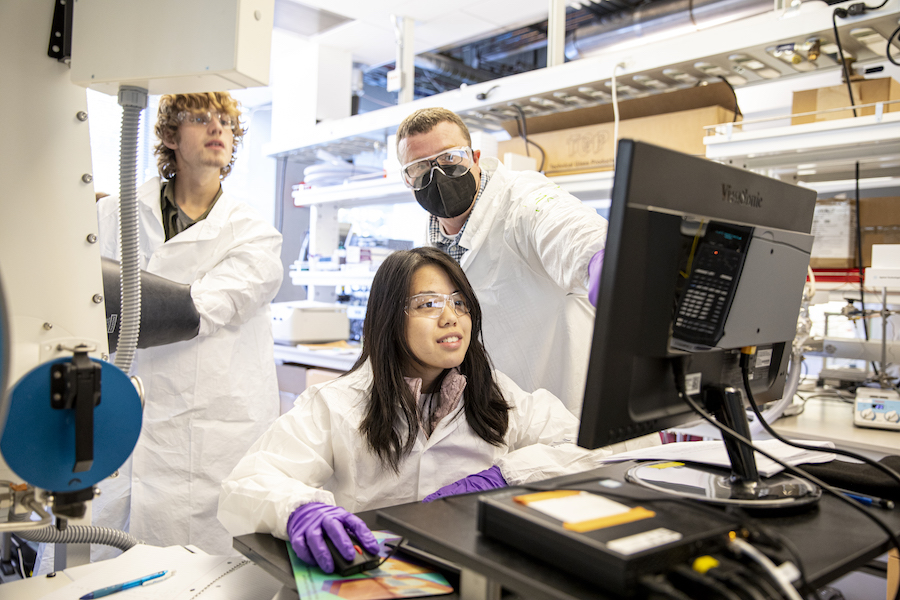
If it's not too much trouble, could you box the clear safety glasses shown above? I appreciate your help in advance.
[177,110,237,132]
[400,146,473,191]
[406,292,470,319]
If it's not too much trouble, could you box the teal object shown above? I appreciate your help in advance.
[1,357,141,492]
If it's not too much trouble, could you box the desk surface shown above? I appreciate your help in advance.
[774,397,900,455]
[375,462,900,600]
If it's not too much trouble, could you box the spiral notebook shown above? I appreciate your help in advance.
[40,544,283,600]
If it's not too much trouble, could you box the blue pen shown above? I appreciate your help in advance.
[835,487,896,510]
[79,570,169,599]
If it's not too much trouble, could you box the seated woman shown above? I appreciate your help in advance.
[218,247,617,573]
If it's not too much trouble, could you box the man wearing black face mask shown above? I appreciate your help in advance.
[395,108,609,418]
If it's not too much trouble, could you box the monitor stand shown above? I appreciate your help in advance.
[626,386,821,511]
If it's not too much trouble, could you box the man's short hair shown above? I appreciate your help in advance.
[396,108,471,152]
[154,92,245,180]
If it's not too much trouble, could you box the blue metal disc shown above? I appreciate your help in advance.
[1,357,142,492]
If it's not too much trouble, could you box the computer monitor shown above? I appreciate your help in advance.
[578,140,819,509]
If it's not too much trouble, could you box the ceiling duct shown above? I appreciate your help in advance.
[565,0,777,61]
[415,52,496,85]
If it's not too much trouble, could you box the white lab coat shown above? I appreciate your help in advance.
[94,177,283,555]
[217,362,615,540]
[453,157,608,415]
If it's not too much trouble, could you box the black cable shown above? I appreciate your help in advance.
[377,536,405,568]
[475,85,499,101]
[724,571,770,600]
[832,8,858,118]
[741,359,900,488]
[675,374,900,600]
[639,573,696,600]
[509,103,546,172]
[888,23,900,66]
[739,521,816,599]
[716,76,742,123]
[671,564,744,600]
[741,567,785,600]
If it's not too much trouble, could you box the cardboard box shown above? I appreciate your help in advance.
[496,82,738,176]
[791,77,900,125]
[498,105,734,176]
[499,81,739,137]
[810,197,900,269]
[889,549,899,600]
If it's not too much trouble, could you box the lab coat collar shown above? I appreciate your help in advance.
[139,176,229,245]
[457,157,508,266]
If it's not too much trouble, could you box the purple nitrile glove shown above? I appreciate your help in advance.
[587,249,604,307]
[286,502,380,573]
[422,465,507,503]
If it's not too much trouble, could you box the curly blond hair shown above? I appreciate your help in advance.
[154,92,246,180]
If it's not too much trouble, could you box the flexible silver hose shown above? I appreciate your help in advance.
[113,87,148,373]
[14,524,142,551]
[0,496,51,532]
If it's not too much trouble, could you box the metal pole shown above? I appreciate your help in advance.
[395,16,415,104]
[547,0,566,68]
[881,287,889,388]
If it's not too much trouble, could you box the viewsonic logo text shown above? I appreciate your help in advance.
[722,184,763,208]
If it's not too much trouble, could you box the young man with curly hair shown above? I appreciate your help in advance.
[93,92,283,556]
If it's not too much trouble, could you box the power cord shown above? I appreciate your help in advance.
[729,538,804,600]
[739,349,900,488]
[508,103,546,171]
[673,358,900,600]
[715,76,742,123]
[831,7,859,117]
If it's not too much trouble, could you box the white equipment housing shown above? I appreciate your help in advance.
[71,0,273,95]
[271,302,351,344]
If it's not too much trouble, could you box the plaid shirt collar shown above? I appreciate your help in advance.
[428,169,490,263]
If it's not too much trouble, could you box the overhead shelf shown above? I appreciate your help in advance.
[293,177,411,208]
[288,266,377,287]
[704,105,900,190]
[268,0,900,162]
[292,168,615,208]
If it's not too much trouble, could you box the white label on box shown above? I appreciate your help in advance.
[526,492,631,523]
[811,203,854,259]
[607,528,683,555]
[756,348,773,368]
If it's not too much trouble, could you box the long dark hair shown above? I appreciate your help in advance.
[349,247,509,472]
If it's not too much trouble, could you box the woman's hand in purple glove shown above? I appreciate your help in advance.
[588,249,604,307]
[286,502,380,573]
[423,465,507,502]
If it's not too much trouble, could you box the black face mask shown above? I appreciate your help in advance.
[414,170,477,218]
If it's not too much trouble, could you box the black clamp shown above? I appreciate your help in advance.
[47,0,74,62]
[51,348,101,473]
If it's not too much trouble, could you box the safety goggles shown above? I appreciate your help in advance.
[177,110,237,131]
[406,292,470,319]
[400,146,473,191]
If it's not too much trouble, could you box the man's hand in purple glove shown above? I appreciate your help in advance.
[286,502,380,573]
[423,465,507,502]
[587,249,604,307]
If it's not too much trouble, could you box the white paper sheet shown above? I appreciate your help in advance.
[599,438,835,477]
[39,545,282,600]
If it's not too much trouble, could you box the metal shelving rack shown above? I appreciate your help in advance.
[282,0,900,297]
[268,0,900,166]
